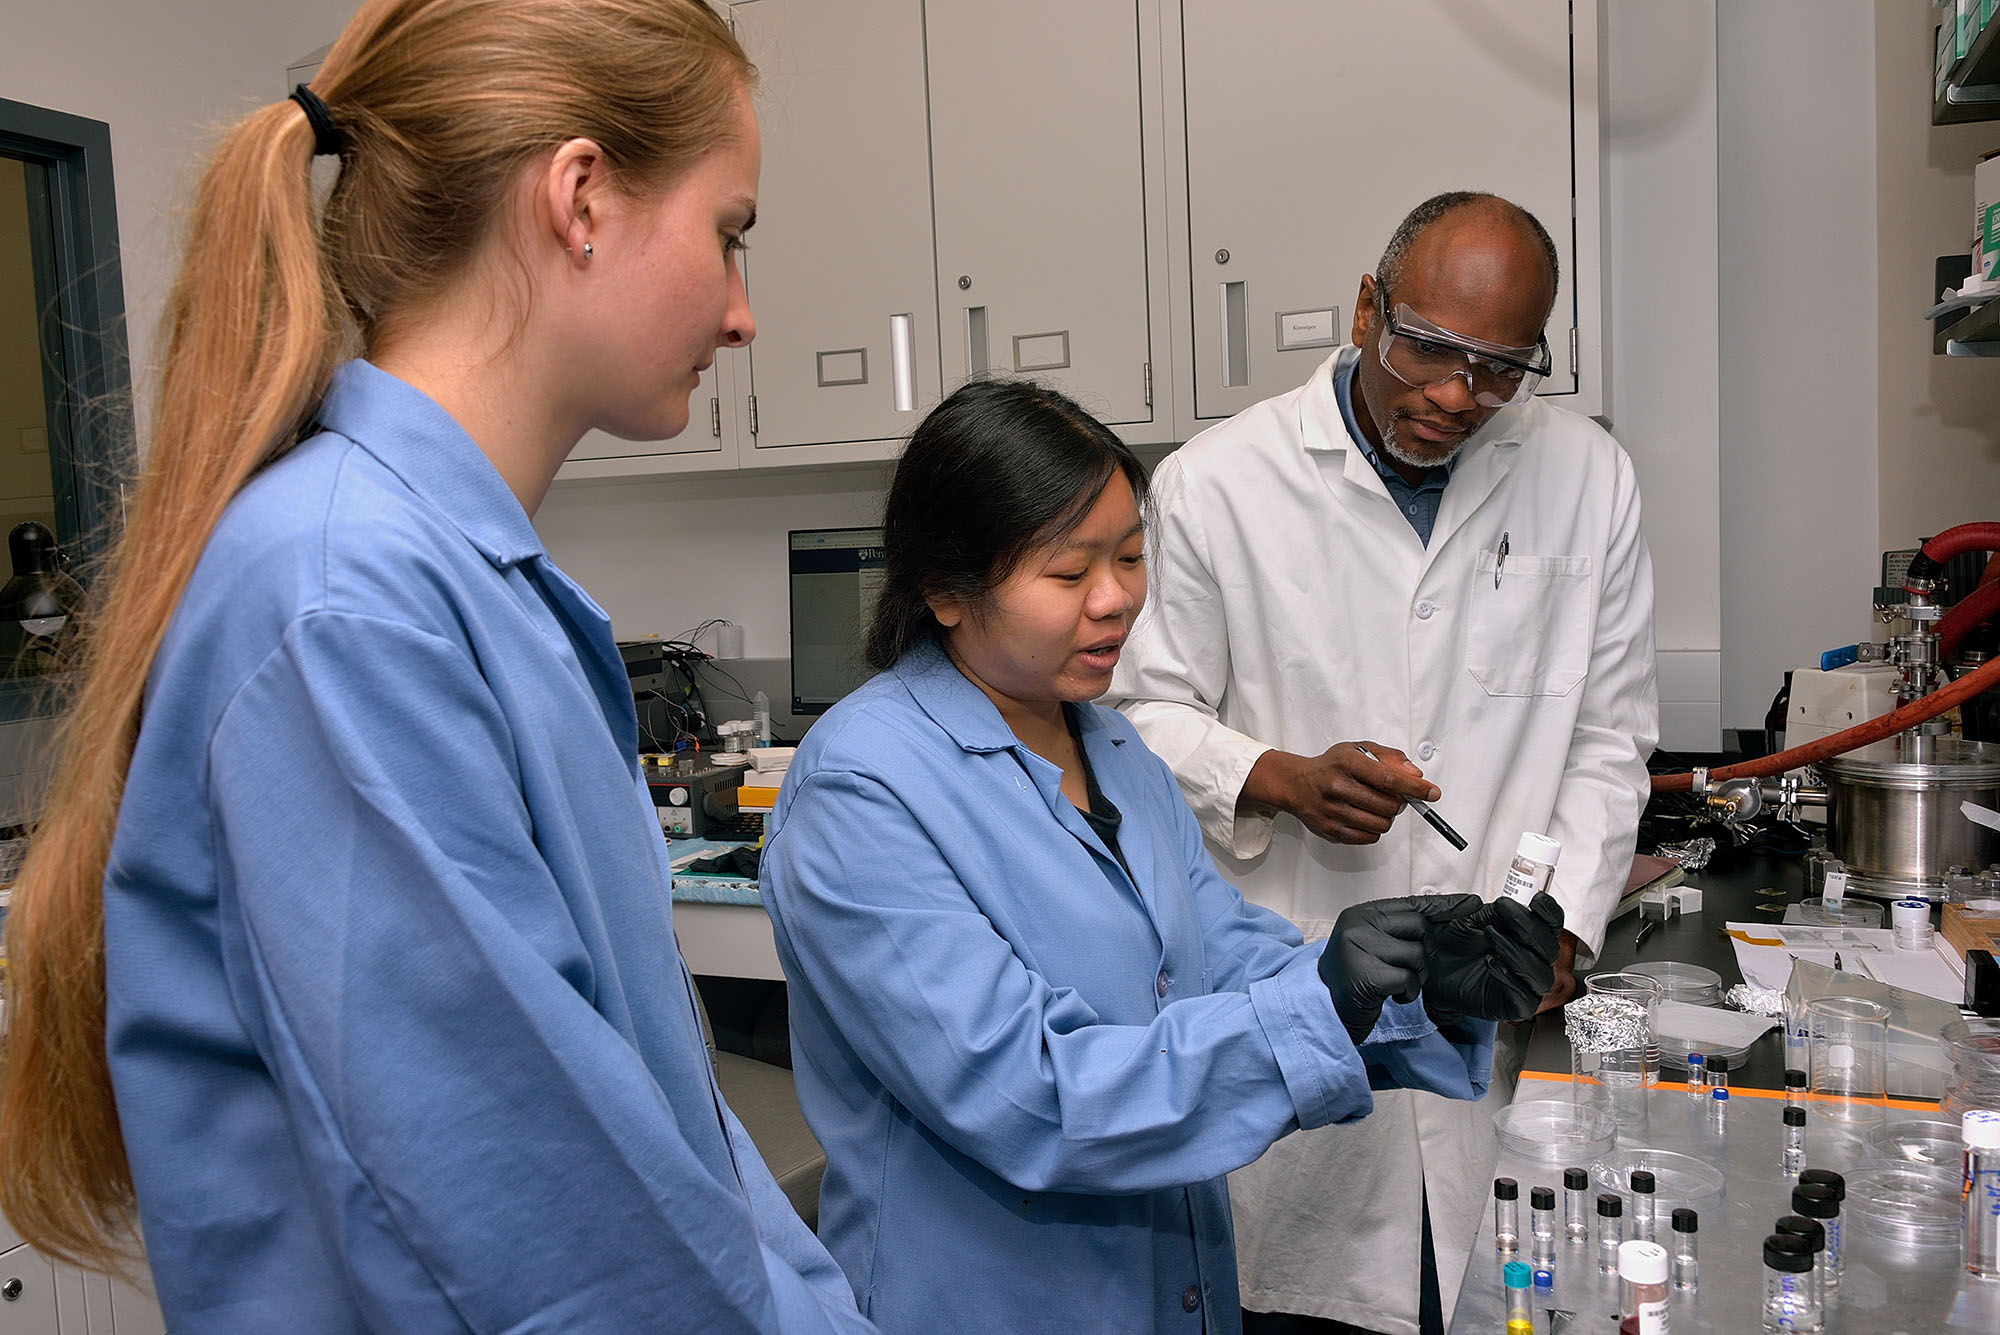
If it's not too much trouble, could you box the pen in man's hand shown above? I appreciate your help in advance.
[1352,744,1468,851]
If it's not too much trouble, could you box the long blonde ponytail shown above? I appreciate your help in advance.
[0,0,750,1270]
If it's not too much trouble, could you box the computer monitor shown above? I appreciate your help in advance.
[788,527,886,715]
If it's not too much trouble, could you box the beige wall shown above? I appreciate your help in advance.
[0,0,356,433]
[0,156,54,533]
[1876,0,2000,552]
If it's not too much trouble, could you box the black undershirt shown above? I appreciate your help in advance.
[1063,704,1131,880]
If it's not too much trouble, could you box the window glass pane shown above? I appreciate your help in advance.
[0,154,70,678]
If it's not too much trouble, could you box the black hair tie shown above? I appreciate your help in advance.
[289,84,344,158]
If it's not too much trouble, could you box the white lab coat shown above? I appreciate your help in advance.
[1109,347,1658,1333]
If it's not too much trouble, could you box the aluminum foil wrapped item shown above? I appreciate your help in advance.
[1563,994,1649,1054]
[1726,982,1786,1017]
[1655,837,1717,872]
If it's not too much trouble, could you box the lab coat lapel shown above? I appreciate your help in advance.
[1420,416,1523,580]
[521,559,641,759]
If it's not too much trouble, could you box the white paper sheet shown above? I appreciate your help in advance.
[1725,922,1966,1004]
[1654,998,1780,1057]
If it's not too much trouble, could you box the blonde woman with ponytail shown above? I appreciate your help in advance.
[0,3,874,1330]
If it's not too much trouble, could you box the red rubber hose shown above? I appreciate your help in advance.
[1940,577,2000,660]
[1909,522,2000,582]
[1650,652,2000,793]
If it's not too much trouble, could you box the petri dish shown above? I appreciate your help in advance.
[1862,1118,1965,1169]
[1846,1164,1962,1253]
[1589,1149,1724,1214]
[1627,961,1722,1006]
[1492,1099,1618,1163]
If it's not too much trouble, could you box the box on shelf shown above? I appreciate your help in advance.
[1979,149,2000,282]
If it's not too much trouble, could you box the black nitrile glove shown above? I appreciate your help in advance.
[1319,894,1481,1047]
[1421,891,1565,1026]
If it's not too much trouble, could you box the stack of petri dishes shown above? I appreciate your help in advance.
[1940,1017,2000,1120]
[1588,1149,1725,1216]
[1492,1100,1618,1164]
[1627,962,1723,1006]
[1845,1163,1963,1259]
[1861,1118,1964,1169]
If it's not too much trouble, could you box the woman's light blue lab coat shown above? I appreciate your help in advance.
[761,641,1494,1334]
[102,361,872,1334]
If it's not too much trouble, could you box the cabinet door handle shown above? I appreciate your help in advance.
[889,313,916,412]
[1220,281,1249,387]
[963,306,989,376]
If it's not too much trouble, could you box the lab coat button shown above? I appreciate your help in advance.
[1415,600,1435,619]
[1181,1285,1201,1312]
[1156,971,1171,998]
[1417,741,1436,761]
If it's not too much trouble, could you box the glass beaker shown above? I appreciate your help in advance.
[1568,973,1663,1134]
[1807,996,1888,1126]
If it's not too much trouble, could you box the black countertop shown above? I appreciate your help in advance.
[1523,847,1815,1089]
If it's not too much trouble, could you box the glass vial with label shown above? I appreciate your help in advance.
[1762,1236,1823,1333]
[1965,1109,2000,1279]
[1617,1240,1671,1335]
[1501,832,1562,904]
[1774,1215,1826,1311]
[1503,1260,1533,1335]
[1791,1181,1842,1290]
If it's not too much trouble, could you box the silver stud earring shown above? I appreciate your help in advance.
[582,242,593,260]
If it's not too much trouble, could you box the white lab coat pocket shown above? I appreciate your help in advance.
[1466,549,1594,697]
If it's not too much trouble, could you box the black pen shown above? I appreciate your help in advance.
[1633,918,1658,951]
[1353,744,1468,851]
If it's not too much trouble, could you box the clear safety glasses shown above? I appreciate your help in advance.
[1378,303,1552,408]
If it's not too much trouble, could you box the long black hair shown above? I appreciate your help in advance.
[866,378,1149,671]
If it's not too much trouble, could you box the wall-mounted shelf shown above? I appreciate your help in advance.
[1940,296,2000,354]
[1937,14,2000,124]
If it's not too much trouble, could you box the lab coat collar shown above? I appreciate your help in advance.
[1301,345,1528,469]
[893,637,1045,755]
[316,359,548,570]
[1302,345,1528,553]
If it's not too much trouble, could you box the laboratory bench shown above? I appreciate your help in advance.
[1469,844,2000,1330]
[1448,1078,2000,1333]
[1524,849,1836,1090]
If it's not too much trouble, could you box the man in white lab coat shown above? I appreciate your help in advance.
[1109,193,1659,1335]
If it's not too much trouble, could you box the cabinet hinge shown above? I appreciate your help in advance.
[747,394,759,435]
[709,397,721,438]
[1569,327,1579,378]
[1143,362,1153,409]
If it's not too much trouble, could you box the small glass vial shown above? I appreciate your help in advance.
[1965,1109,2000,1279]
[1563,1166,1591,1242]
[1597,1193,1624,1275]
[1669,1207,1699,1293]
[1617,1239,1671,1335]
[1782,1105,1807,1176]
[1503,1260,1533,1335]
[1502,831,1562,904]
[1708,1084,1729,1130]
[1762,1235,1823,1333]
[1629,1169,1658,1242]
[1784,1067,1808,1112]
[1892,897,1934,950]
[1494,1177,1521,1255]
[1774,1214,1826,1310]
[1685,1051,1707,1100]
[1530,1185,1558,1269]
[1705,1054,1729,1094]
[1791,1182,1841,1290]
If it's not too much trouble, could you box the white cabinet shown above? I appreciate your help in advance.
[925,1,1168,433]
[0,1239,162,1335]
[1165,0,1605,425]
[729,0,943,465]
[555,0,1171,481]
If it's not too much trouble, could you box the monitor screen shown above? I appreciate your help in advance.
[789,527,886,715]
